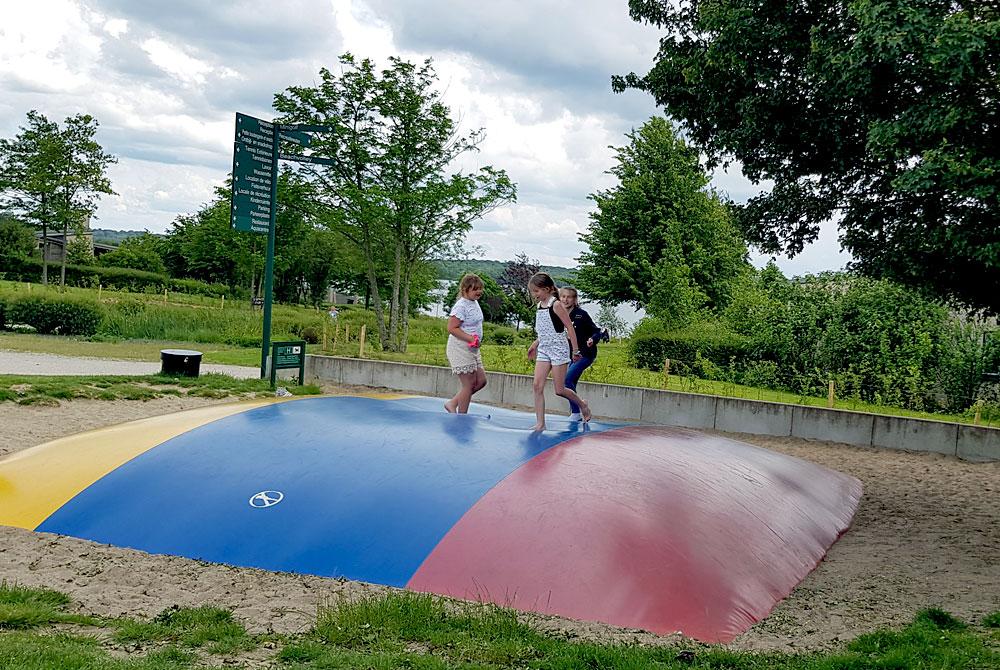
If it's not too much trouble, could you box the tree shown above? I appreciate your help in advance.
[596,302,627,340]
[0,215,36,259]
[576,117,749,327]
[99,232,166,274]
[273,54,516,351]
[497,253,540,329]
[616,1,1000,312]
[0,111,116,286]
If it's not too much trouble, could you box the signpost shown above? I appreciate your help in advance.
[229,113,334,379]
[270,340,306,388]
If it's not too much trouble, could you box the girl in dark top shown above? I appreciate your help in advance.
[559,286,606,421]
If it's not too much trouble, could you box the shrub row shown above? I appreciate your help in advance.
[629,320,751,371]
[0,256,242,299]
[0,294,103,336]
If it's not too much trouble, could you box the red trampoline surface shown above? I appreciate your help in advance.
[409,425,862,643]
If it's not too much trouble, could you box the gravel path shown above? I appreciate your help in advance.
[0,350,258,379]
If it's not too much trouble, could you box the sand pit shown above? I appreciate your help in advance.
[0,394,997,652]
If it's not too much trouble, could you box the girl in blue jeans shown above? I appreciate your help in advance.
[559,287,606,421]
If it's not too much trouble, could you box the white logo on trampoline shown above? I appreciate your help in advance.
[249,490,284,508]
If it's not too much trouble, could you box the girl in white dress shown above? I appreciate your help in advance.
[444,274,487,413]
[526,272,591,430]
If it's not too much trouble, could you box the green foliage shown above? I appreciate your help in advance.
[577,117,749,324]
[274,53,516,352]
[0,254,237,298]
[0,110,117,288]
[0,581,90,630]
[629,319,750,374]
[115,605,254,654]
[0,215,37,259]
[618,1,1000,312]
[99,231,167,274]
[4,293,103,336]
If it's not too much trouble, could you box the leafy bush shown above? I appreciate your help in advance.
[4,294,103,336]
[485,324,515,345]
[0,256,241,299]
[629,320,750,371]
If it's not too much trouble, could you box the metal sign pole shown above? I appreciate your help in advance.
[260,123,280,379]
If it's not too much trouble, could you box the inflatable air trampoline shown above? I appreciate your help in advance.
[0,394,861,642]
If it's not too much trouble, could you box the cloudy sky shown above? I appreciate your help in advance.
[0,0,849,274]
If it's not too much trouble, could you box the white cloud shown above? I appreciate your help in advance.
[0,0,852,278]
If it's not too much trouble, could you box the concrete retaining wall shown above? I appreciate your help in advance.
[305,355,999,462]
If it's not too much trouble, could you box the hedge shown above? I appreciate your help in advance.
[629,321,751,372]
[2,293,103,336]
[0,256,243,299]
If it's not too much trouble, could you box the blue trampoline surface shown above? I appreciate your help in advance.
[38,396,618,585]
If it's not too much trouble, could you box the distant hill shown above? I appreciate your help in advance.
[433,259,577,284]
[91,229,154,246]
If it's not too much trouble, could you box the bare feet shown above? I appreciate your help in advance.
[530,423,546,432]
[444,400,457,413]
[580,402,592,423]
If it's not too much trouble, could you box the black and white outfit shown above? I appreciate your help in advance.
[534,296,571,366]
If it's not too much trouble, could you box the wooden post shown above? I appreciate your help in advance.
[663,358,670,378]
[345,324,351,343]
[974,401,982,426]
[359,324,367,358]
[98,284,102,301]
[827,380,835,408]
[335,322,340,345]
[221,295,225,310]
[163,288,168,304]
[322,320,329,350]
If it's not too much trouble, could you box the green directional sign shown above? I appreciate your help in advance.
[231,113,276,234]
[279,129,311,147]
[278,152,336,167]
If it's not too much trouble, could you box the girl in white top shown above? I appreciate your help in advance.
[444,273,487,414]
[526,272,591,430]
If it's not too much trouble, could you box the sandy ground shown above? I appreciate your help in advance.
[0,393,997,654]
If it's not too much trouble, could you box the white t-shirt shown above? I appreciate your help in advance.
[449,297,484,338]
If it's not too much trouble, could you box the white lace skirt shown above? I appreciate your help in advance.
[446,334,483,375]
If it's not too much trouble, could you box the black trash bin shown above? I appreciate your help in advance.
[160,349,203,377]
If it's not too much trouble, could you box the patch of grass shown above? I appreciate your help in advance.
[2,586,999,670]
[984,610,1000,628]
[114,605,255,655]
[0,582,92,630]
[0,372,320,403]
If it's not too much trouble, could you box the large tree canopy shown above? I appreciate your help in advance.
[577,117,749,327]
[273,54,516,351]
[617,0,999,312]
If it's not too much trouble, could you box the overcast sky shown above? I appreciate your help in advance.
[1,0,849,275]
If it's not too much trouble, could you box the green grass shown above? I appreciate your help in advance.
[0,373,321,404]
[1,585,998,669]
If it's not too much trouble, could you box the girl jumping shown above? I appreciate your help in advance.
[526,272,591,431]
[444,273,487,413]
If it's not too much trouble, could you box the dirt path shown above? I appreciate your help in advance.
[0,395,997,652]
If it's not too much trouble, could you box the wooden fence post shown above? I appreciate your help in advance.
[322,320,328,350]
[359,324,367,358]
[827,380,835,408]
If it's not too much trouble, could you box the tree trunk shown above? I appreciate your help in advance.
[387,242,403,352]
[40,195,49,285]
[40,221,49,286]
[59,219,68,288]
[400,268,411,354]
[362,245,389,349]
